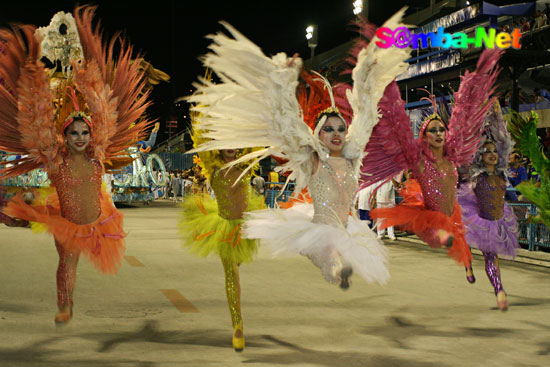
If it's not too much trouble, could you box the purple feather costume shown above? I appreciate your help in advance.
[458,173,519,257]
[457,102,519,300]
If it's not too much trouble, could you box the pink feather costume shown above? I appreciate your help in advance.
[364,49,503,268]
[0,6,152,317]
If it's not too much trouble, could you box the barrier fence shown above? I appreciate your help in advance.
[263,184,549,252]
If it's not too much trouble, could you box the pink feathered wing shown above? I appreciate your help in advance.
[359,81,420,190]
[445,49,503,167]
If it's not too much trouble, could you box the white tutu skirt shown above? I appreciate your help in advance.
[243,203,389,285]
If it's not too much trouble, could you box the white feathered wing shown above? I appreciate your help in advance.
[343,7,412,168]
[187,22,324,196]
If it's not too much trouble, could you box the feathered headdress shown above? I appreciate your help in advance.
[0,5,152,178]
[58,86,92,132]
[417,89,447,136]
[298,70,346,135]
[469,101,514,182]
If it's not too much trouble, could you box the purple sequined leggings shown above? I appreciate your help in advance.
[483,252,503,295]
[55,241,80,309]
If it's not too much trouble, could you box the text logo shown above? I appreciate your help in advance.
[376,27,522,49]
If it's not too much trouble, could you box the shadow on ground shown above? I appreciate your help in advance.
[0,336,154,367]
[80,320,270,352]
[241,335,443,367]
[360,315,520,349]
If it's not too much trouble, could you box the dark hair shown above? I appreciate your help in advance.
[314,111,344,129]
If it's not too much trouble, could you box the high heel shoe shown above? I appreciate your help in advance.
[339,266,353,290]
[54,305,73,325]
[465,267,476,284]
[496,290,508,311]
[232,321,245,352]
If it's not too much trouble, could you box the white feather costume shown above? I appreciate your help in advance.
[188,9,411,286]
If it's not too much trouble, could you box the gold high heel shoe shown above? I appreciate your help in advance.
[232,321,245,352]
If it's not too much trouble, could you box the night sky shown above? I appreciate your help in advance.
[1,0,525,143]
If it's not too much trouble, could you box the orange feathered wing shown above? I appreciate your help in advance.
[73,5,153,170]
[0,6,153,178]
[0,25,61,178]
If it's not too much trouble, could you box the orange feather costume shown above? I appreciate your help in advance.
[0,6,152,319]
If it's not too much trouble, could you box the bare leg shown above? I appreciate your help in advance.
[55,240,80,323]
[221,256,244,351]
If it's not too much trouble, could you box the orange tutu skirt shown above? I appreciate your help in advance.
[3,188,125,274]
[371,180,472,267]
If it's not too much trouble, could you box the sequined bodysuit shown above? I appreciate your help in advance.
[310,157,357,227]
[473,173,505,221]
[49,156,102,225]
[211,168,248,220]
[416,158,458,216]
[209,166,249,330]
[47,155,103,310]
[302,156,358,283]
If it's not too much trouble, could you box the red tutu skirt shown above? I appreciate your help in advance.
[3,188,125,274]
[371,180,472,267]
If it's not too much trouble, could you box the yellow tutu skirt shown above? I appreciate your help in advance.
[178,193,264,264]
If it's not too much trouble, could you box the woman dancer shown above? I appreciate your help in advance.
[187,10,411,289]
[179,122,264,351]
[0,6,151,324]
[363,49,502,282]
[457,103,519,311]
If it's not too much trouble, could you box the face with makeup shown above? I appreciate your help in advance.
[64,119,90,154]
[423,119,446,150]
[221,149,237,162]
[318,115,347,157]
[481,142,498,168]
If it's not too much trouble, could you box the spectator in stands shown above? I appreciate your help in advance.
[545,3,550,23]
[534,10,547,29]
[374,174,402,241]
[544,127,550,156]
[252,175,266,195]
[520,17,531,32]
[354,185,375,229]
[191,165,207,194]
[508,152,528,187]
[171,171,181,202]
[268,169,281,189]
[533,88,545,103]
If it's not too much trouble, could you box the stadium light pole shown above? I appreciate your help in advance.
[306,24,317,59]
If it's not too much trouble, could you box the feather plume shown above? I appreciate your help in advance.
[506,108,530,148]
[0,25,60,178]
[359,81,420,189]
[469,101,514,182]
[73,5,153,170]
[187,21,322,196]
[445,49,503,166]
[342,7,411,163]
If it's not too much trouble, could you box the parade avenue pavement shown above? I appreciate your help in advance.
[0,199,549,367]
